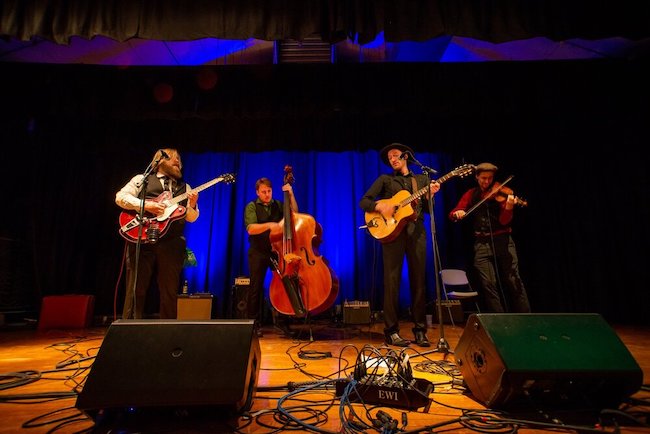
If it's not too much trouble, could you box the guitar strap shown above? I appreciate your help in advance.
[410,177,421,215]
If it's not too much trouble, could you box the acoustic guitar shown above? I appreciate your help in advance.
[119,173,235,243]
[364,164,475,243]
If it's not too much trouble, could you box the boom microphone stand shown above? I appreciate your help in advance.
[406,153,450,354]
[127,154,164,319]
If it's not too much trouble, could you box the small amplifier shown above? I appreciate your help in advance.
[177,293,213,320]
[434,300,463,324]
[343,300,371,325]
[234,276,250,286]
[231,278,250,319]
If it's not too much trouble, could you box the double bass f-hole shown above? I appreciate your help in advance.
[300,246,316,265]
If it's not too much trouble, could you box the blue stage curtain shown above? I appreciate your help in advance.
[181,150,459,317]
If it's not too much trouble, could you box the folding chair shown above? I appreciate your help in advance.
[439,269,481,327]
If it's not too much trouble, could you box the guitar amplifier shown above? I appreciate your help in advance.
[433,300,464,324]
[231,278,250,319]
[343,300,371,325]
[234,276,250,286]
[177,294,213,320]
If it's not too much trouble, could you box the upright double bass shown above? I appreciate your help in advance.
[269,165,339,317]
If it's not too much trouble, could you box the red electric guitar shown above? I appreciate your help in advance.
[118,173,235,243]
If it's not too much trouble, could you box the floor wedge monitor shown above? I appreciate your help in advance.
[76,319,261,414]
[454,313,643,410]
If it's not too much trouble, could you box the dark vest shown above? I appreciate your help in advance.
[248,199,283,253]
[469,187,508,234]
[144,173,188,239]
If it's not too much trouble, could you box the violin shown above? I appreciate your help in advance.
[486,182,528,207]
[461,175,528,220]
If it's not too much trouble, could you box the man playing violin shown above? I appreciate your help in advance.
[449,162,531,313]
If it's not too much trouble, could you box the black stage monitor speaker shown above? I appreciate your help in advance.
[76,319,261,414]
[454,313,643,410]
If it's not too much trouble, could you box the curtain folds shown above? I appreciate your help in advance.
[2,0,648,46]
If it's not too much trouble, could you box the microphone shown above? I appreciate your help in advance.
[160,150,170,159]
[399,152,409,160]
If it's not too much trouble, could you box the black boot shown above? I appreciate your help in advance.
[412,328,430,347]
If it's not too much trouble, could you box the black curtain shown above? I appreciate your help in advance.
[2,60,649,325]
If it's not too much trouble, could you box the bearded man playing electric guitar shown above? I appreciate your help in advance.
[115,148,199,319]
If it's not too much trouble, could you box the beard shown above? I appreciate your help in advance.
[161,160,182,179]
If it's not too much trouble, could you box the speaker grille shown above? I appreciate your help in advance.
[230,284,249,319]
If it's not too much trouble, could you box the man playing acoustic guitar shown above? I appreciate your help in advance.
[359,143,440,347]
[115,148,199,319]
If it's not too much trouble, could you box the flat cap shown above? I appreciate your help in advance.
[475,162,498,173]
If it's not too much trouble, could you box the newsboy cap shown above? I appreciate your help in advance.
[475,162,499,173]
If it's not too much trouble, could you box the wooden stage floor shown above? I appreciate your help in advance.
[0,317,649,433]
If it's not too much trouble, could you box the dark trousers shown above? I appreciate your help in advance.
[381,221,428,335]
[247,248,274,323]
[123,235,186,319]
[474,234,531,313]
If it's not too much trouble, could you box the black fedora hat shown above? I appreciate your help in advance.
[379,142,415,166]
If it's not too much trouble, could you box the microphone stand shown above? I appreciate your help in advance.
[128,155,163,319]
[407,153,450,355]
